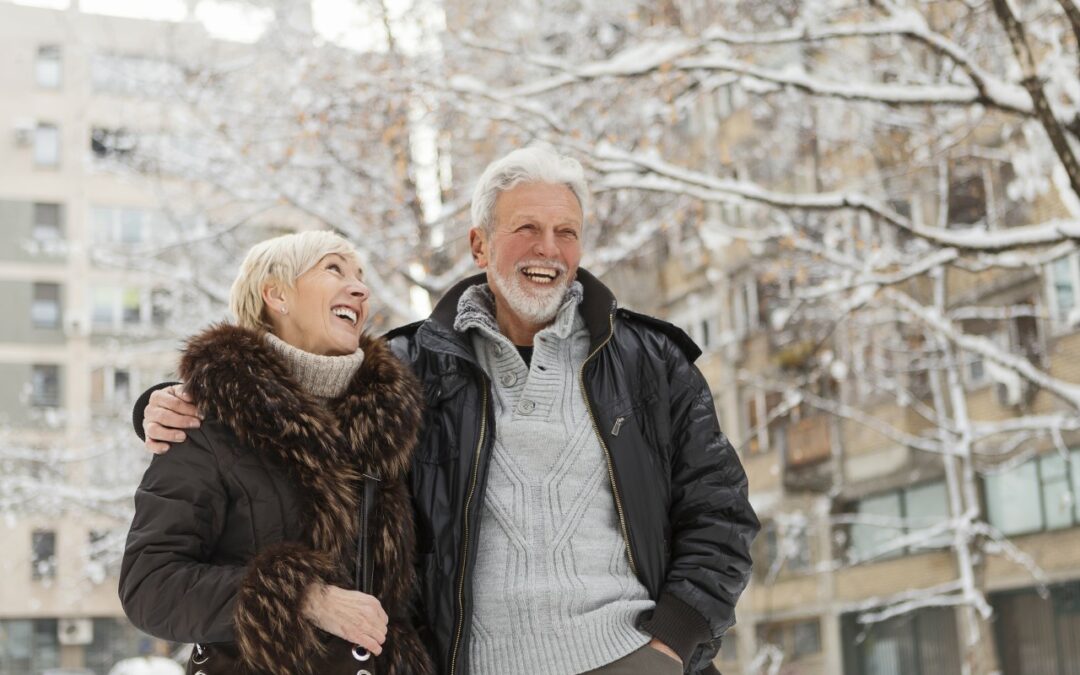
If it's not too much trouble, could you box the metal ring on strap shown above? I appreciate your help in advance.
[357,670,372,675]
[352,646,371,661]
[192,644,209,665]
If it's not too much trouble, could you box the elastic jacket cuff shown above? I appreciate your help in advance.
[233,542,338,674]
[639,592,712,665]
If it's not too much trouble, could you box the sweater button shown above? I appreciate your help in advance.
[500,373,517,386]
[492,344,505,356]
[518,399,536,414]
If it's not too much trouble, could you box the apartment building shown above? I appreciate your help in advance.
[655,93,1080,673]
[0,3,218,671]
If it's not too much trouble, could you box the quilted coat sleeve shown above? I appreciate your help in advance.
[639,338,760,666]
[119,427,246,643]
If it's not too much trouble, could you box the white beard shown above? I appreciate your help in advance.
[488,250,570,326]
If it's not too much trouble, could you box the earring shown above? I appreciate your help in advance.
[279,305,288,315]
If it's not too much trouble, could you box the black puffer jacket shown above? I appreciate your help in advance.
[120,326,434,675]
[387,269,759,675]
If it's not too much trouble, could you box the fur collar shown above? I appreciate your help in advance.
[179,324,423,569]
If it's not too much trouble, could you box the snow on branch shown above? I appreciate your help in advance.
[586,143,1080,252]
[886,288,1080,409]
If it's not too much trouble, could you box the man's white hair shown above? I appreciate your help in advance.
[229,230,360,331]
[470,143,589,234]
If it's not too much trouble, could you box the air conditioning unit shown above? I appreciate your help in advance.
[58,618,93,645]
[13,118,35,146]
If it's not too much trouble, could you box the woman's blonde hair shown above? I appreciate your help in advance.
[229,230,360,330]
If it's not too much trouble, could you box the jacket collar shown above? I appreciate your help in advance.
[421,267,616,355]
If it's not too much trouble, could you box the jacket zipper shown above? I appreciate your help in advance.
[449,380,488,675]
[580,308,638,576]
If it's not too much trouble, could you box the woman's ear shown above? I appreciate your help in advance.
[261,280,289,316]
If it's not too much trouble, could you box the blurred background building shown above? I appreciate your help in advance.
[3,0,1080,674]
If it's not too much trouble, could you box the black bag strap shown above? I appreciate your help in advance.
[354,472,380,593]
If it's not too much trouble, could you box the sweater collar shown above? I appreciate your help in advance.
[263,332,365,400]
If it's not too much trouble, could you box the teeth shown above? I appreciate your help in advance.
[331,307,357,325]
[522,267,558,281]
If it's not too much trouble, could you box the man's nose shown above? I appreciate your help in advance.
[532,229,559,257]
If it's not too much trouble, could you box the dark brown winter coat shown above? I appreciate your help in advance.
[119,324,434,675]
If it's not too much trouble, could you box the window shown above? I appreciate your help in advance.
[114,369,131,405]
[842,606,961,675]
[31,530,56,580]
[847,480,951,562]
[985,450,1080,536]
[1047,253,1080,329]
[91,285,148,330]
[91,206,158,245]
[91,127,137,160]
[0,619,60,674]
[31,365,60,408]
[32,203,62,241]
[992,581,1080,675]
[31,283,61,329]
[731,276,759,339]
[35,45,61,88]
[743,389,784,455]
[34,123,60,167]
[948,160,987,226]
[86,618,151,674]
[757,619,822,661]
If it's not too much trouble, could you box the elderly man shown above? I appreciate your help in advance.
[137,145,758,675]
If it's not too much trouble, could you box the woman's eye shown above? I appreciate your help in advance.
[327,263,342,273]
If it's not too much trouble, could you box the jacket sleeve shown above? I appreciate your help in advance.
[639,339,760,665]
[119,427,246,643]
[119,426,343,672]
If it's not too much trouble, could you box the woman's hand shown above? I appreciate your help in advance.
[301,583,388,655]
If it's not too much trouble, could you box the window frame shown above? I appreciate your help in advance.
[846,479,952,563]
[30,364,61,408]
[31,529,56,581]
[1046,252,1080,333]
[984,449,1080,537]
[35,45,62,89]
[30,282,62,330]
[33,122,60,168]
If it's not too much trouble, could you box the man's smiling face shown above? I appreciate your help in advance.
[472,181,583,329]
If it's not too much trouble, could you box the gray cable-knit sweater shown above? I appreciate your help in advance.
[455,283,654,675]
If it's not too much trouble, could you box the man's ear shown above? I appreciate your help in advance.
[469,227,490,269]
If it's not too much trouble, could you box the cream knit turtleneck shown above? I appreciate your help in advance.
[264,332,365,401]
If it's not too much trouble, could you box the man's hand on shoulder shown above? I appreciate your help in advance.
[143,384,202,454]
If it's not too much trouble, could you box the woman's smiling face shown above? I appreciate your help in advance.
[268,253,370,356]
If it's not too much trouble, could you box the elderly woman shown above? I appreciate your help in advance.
[119,231,433,675]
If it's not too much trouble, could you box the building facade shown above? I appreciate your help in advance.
[0,3,211,672]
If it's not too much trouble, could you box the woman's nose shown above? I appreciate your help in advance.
[351,280,370,301]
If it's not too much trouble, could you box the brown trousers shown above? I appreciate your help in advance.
[582,644,684,675]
